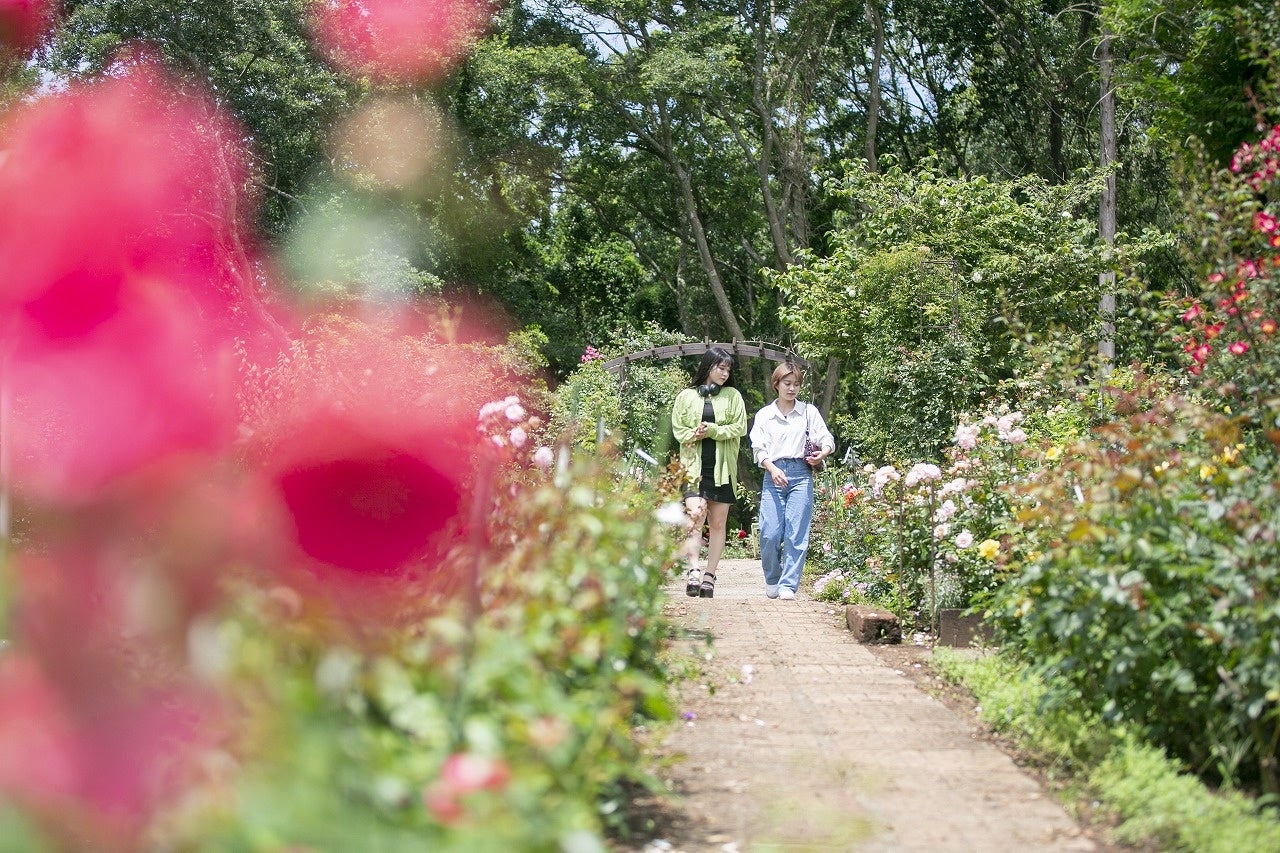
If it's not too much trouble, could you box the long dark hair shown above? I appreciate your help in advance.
[690,346,736,388]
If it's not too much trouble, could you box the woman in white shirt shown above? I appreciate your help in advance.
[748,362,834,599]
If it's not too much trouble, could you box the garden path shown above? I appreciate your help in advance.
[622,557,1099,852]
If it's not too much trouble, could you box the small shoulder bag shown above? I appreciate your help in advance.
[803,403,826,471]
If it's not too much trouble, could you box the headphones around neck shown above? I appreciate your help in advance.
[697,383,721,398]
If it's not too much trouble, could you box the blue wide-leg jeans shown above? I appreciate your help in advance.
[759,458,814,593]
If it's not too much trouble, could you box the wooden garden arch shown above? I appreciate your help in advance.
[600,340,809,377]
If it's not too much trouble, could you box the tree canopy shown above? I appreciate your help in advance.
[25,0,1280,393]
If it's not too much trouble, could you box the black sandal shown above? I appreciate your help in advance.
[686,570,702,597]
[699,573,716,598]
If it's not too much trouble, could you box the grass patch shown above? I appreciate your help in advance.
[931,648,1280,851]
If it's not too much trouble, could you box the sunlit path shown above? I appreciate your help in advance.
[627,558,1097,852]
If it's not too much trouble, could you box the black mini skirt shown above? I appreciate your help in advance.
[683,474,735,504]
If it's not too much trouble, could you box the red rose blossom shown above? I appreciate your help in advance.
[270,413,467,576]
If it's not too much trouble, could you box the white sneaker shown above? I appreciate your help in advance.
[778,588,796,600]
[765,585,780,599]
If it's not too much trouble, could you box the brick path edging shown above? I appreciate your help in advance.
[640,558,1095,852]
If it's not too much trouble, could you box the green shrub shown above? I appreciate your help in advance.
[548,360,627,452]
[548,337,688,460]
[774,157,1168,458]
[990,388,1280,792]
[934,649,1280,851]
[930,649,1108,769]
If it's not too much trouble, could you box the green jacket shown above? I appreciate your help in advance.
[671,386,747,488]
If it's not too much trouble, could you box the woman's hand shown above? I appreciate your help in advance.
[805,449,827,468]
[693,422,709,440]
[769,465,789,487]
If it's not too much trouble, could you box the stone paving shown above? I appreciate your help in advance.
[630,557,1097,852]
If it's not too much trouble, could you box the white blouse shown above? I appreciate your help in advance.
[749,401,835,467]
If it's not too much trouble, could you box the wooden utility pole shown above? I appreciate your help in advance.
[1098,19,1117,380]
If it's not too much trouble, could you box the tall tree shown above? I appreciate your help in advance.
[1107,0,1277,164]
[46,0,355,234]
[453,1,870,369]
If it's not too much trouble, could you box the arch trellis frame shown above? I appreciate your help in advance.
[600,341,809,376]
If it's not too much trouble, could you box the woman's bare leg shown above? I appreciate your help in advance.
[704,500,730,579]
[682,495,708,574]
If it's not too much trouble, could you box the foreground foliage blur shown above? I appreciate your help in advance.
[0,5,685,850]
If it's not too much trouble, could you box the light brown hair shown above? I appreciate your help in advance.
[770,362,803,392]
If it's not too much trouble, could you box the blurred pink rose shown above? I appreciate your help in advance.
[532,445,555,470]
[310,0,493,84]
[1,551,222,846]
[422,751,510,826]
[0,62,267,502]
[0,654,77,806]
[440,752,510,792]
[0,653,217,846]
[0,0,58,53]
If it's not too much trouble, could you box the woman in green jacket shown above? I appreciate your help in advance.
[671,347,747,598]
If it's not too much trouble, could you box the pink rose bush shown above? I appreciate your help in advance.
[810,406,1054,625]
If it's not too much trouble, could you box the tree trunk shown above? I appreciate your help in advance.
[628,107,747,348]
[754,118,793,269]
[746,14,794,270]
[818,357,840,419]
[1097,20,1117,380]
[1048,98,1066,181]
[671,158,747,345]
[865,0,884,171]
[675,237,693,336]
